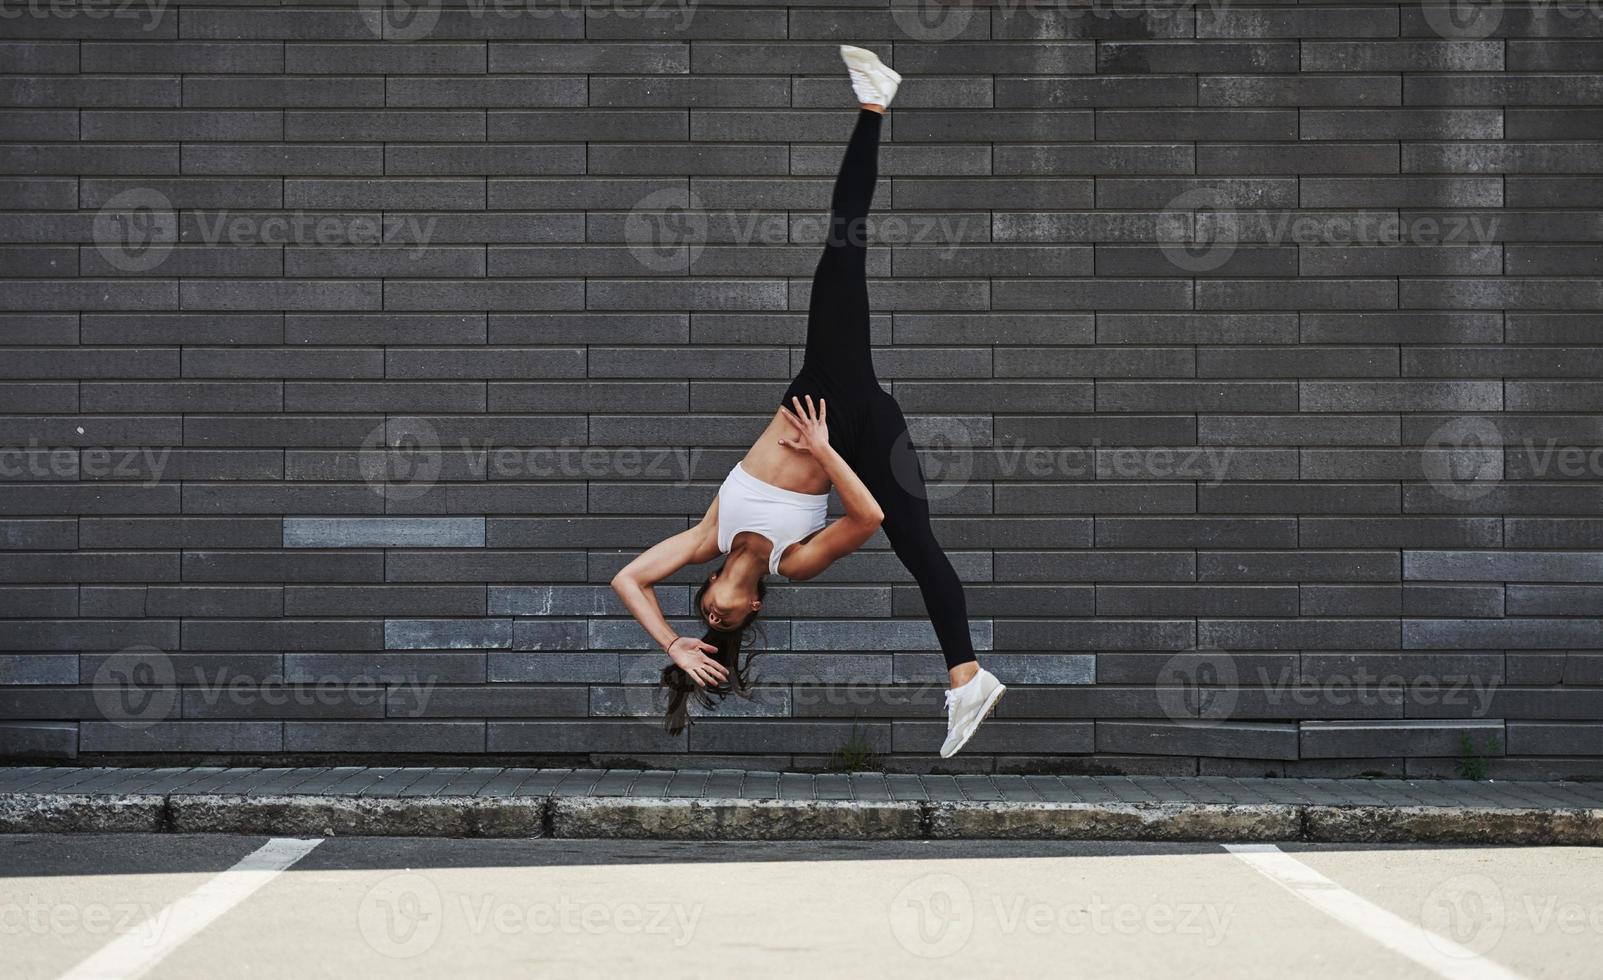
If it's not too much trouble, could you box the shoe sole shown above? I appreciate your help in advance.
[939,682,1006,758]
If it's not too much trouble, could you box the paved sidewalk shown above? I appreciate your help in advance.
[3,766,1601,843]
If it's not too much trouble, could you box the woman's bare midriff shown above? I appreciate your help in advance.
[738,407,832,495]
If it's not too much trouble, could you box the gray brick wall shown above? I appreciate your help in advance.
[2,0,1602,778]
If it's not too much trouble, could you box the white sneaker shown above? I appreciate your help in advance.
[939,668,1005,758]
[840,44,901,108]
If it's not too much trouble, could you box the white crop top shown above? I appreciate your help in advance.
[716,461,830,576]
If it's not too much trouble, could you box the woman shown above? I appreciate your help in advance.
[611,46,1005,759]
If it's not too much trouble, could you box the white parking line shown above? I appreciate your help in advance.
[1224,844,1528,980]
[56,837,323,980]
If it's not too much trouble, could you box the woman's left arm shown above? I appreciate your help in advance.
[775,395,884,580]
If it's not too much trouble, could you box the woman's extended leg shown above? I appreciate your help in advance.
[856,390,978,675]
[856,390,1006,758]
[784,106,884,458]
[799,107,883,387]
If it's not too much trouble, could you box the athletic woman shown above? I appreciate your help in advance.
[611,46,1005,758]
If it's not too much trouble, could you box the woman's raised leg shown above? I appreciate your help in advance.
[799,108,883,385]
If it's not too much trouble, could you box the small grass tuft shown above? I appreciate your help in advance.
[1456,731,1500,781]
[825,719,882,773]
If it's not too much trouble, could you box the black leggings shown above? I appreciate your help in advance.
[780,109,978,670]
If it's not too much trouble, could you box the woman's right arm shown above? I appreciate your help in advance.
[609,502,728,680]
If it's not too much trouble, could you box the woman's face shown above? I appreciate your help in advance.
[700,569,759,632]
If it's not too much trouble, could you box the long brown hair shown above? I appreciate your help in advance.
[659,568,767,735]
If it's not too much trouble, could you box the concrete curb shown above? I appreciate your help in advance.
[0,793,165,834]
[166,795,547,838]
[927,801,1303,841]
[550,797,924,840]
[3,792,1601,844]
[1304,805,1603,846]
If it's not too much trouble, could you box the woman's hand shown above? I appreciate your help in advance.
[778,395,830,456]
[666,636,730,687]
